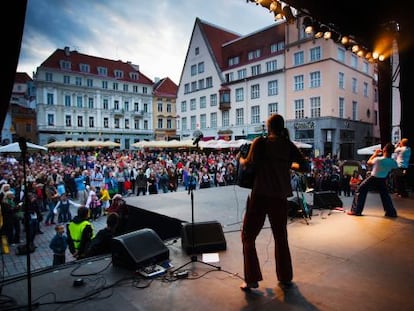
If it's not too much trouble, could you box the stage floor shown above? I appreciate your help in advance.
[2,186,414,311]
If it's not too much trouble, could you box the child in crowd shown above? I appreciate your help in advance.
[89,193,102,220]
[49,224,67,266]
[53,193,83,223]
[99,184,111,215]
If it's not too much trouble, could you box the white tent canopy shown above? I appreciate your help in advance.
[0,142,47,153]
[357,143,381,155]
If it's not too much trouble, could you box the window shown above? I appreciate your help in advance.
[200,96,206,109]
[200,114,206,129]
[236,108,244,125]
[310,97,321,117]
[338,72,345,89]
[190,98,196,110]
[63,75,70,84]
[206,77,213,88]
[87,79,93,87]
[167,118,172,129]
[134,119,139,129]
[294,99,304,119]
[251,106,260,124]
[351,54,358,68]
[47,93,54,105]
[251,64,261,76]
[237,69,247,80]
[294,51,304,66]
[103,99,109,110]
[190,116,196,130]
[144,120,148,130]
[60,60,71,70]
[225,72,234,82]
[268,80,278,96]
[157,118,163,129]
[158,102,163,112]
[142,87,148,94]
[181,100,187,112]
[363,82,369,97]
[198,79,205,90]
[98,67,107,76]
[195,47,199,55]
[198,62,204,73]
[352,101,358,120]
[191,65,197,76]
[181,117,187,131]
[310,46,321,62]
[77,116,83,127]
[89,117,94,128]
[248,49,261,60]
[114,100,120,110]
[114,118,120,128]
[47,114,54,126]
[251,84,260,99]
[362,61,369,74]
[88,98,94,109]
[134,102,139,111]
[123,84,129,92]
[228,56,240,66]
[222,110,230,127]
[133,85,138,93]
[64,95,71,107]
[130,72,138,80]
[337,48,346,62]
[210,112,217,128]
[294,75,304,91]
[77,96,83,108]
[191,81,197,92]
[235,88,244,102]
[184,83,190,94]
[167,103,172,113]
[352,78,357,93]
[102,81,108,89]
[80,63,90,73]
[114,70,124,78]
[104,117,109,128]
[266,60,277,72]
[144,103,148,112]
[309,71,321,88]
[268,102,278,115]
[210,94,217,106]
[339,97,345,118]
[65,115,71,126]
[124,101,129,111]
[113,82,119,91]
[75,77,82,86]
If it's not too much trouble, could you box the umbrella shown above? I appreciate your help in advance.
[357,143,381,155]
[0,142,48,153]
[292,141,313,149]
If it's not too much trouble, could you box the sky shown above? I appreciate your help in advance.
[17,0,275,84]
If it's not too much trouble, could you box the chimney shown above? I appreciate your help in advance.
[154,77,160,83]
[64,46,70,56]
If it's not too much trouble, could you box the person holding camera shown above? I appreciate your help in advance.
[393,138,411,198]
[348,143,398,217]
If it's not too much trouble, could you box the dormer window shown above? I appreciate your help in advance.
[79,63,90,73]
[60,60,71,70]
[114,70,124,79]
[130,72,139,80]
[98,66,108,76]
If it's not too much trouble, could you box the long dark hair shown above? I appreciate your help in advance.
[267,114,290,140]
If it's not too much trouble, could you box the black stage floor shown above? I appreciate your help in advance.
[2,186,414,311]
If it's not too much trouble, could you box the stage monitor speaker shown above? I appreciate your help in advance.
[313,191,343,209]
[111,228,169,270]
[181,221,226,255]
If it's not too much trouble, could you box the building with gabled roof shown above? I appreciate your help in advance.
[152,77,178,141]
[34,47,155,149]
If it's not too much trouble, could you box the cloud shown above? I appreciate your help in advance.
[18,0,273,83]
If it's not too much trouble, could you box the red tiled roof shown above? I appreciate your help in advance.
[197,19,241,69]
[40,48,153,85]
[15,72,32,83]
[153,77,178,98]
[221,23,285,70]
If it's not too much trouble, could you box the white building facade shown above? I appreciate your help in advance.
[35,47,154,150]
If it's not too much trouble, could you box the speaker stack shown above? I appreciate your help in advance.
[111,228,169,270]
[181,221,227,255]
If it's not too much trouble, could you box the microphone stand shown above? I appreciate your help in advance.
[172,139,221,274]
[19,137,33,310]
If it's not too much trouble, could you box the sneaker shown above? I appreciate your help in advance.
[347,210,362,216]
[240,282,259,291]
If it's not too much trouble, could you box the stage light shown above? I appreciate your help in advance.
[282,5,295,24]
[303,16,314,34]
[255,0,273,10]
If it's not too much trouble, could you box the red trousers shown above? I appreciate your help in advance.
[241,194,293,284]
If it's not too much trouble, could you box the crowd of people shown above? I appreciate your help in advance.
[0,136,411,267]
